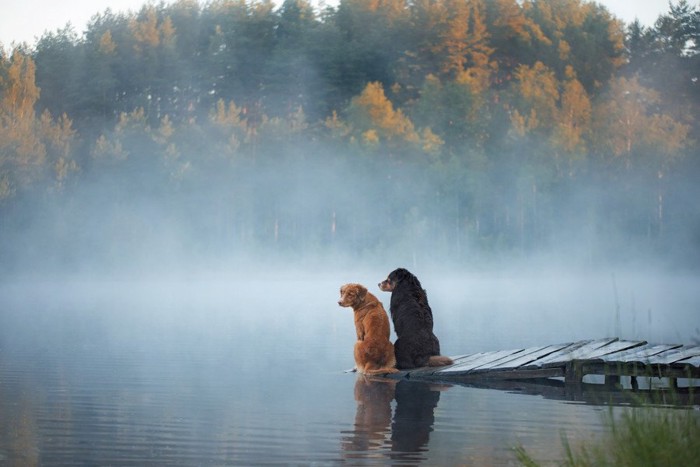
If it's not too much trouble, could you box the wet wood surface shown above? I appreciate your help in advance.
[385,338,700,386]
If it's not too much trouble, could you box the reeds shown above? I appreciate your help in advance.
[515,398,700,466]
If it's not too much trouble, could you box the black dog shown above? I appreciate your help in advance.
[378,268,453,369]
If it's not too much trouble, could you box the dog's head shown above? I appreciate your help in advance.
[338,283,368,308]
[378,268,411,292]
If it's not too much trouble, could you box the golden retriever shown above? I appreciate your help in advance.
[338,283,398,375]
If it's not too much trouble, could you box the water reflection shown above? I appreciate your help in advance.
[391,379,447,460]
[0,363,40,467]
[342,376,395,458]
[342,375,449,462]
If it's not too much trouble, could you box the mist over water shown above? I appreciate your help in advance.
[1,267,697,464]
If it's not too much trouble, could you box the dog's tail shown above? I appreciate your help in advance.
[428,355,454,367]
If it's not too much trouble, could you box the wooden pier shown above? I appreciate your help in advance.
[386,338,700,390]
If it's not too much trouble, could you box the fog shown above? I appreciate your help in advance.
[3,140,700,275]
[1,137,699,349]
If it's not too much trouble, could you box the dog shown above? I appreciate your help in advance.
[378,268,453,369]
[338,283,398,375]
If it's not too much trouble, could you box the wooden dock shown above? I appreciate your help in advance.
[385,338,700,390]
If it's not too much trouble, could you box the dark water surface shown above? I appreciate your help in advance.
[1,271,698,465]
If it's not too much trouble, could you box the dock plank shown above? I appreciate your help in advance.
[601,343,681,363]
[442,352,491,368]
[515,341,582,368]
[449,354,477,362]
[647,346,700,365]
[534,339,616,366]
[572,339,646,361]
[488,344,571,370]
[440,349,524,373]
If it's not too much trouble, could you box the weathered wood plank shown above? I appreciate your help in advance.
[648,346,700,365]
[449,352,491,365]
[488,344,571,370]
[526,340,592,368]
[440,349,524,373]
[441,352,491,369]
[600,343,682,363]
[560,338,622,360]
[534,339,615,366]
[449,354,477,362]
[571,339,646,361]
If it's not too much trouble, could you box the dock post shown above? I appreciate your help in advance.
[604,374,620,388]
[631,376,639,390]
[565,362,583,385]
[670,377,678,390]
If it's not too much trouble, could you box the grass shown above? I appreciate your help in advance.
[515,402,700,466]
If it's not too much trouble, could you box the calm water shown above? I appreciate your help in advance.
[1,270,698,465]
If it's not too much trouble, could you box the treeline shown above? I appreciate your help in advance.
[1,0,699,272]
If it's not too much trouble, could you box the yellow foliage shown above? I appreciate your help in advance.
[212,99,246,128]
[421,127,444,155]
[592,76,688,159]
[54,157,79,186]
[161,17,177,48]
[130,7,161,49]
[324,110,351,139]
[0,49,39,123]
[40,111,76,160]
[350,82,417,141]
[92,134,128,161]
[552,75,591,153]
[492,0,549,45]
[512,61,559,132]
[509,109,527,137]
[645,114,689,156]
[158,115,175,140]
[99,31,116,55]
[129,7,177,52]
[362,129,379,144]
[558,39,571,60]
[116,108,147,133]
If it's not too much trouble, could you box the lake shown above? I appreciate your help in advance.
[1,268,698,465]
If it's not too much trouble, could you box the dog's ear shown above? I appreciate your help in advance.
[355,284,367,302]
[391,268,407,282]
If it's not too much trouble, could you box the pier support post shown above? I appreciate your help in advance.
[565,362,583,385]
[604,374,620,388]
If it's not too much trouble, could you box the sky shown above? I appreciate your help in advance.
[0,0,688,49]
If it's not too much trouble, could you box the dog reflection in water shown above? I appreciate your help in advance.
[341,376,447,460]
[341,375,396,457]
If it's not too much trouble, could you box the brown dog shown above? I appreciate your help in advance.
[338,283,398,375]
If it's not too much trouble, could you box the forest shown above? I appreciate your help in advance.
[0,0,699,274]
